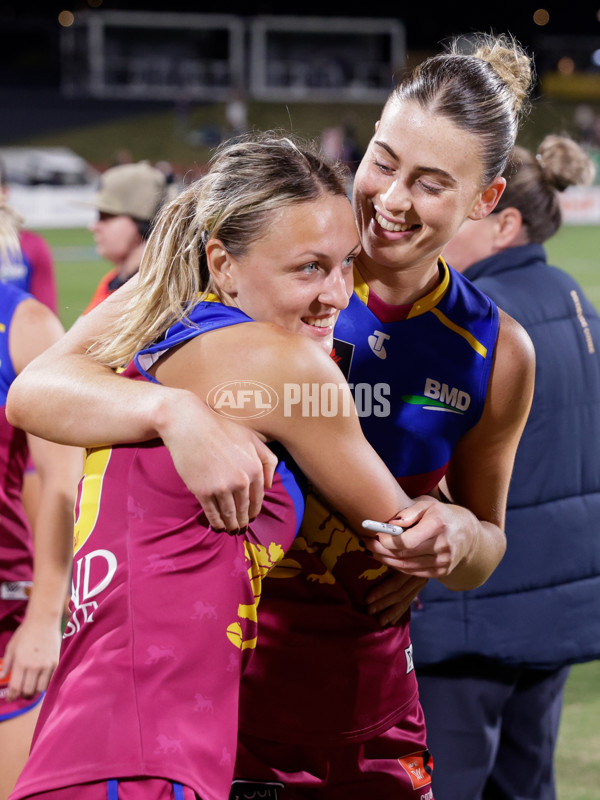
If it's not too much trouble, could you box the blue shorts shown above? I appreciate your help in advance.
[17,778,198,800]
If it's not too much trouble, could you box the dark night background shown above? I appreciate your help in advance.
[1,3,599,146]
[3,2,600,88]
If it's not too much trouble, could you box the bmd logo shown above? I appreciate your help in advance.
[207,380,279,419]
[424,378,471,411]
[401,378,471,415]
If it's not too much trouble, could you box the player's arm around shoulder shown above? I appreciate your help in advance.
[6,285,277,533]
[154,320,412,532]
[6,276,184,447]
[6,279,139,436]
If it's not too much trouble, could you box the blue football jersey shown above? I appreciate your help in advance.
[333,260,499,495]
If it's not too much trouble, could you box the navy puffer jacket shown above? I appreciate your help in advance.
[411,244,600,669]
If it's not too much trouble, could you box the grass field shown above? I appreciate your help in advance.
[36,223,600,798]
[11,94,600,179]
[37,222,600,328]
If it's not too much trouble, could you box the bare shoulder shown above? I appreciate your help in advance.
[232,321,340,379]
[154,318,344,395]
[10,297,65,373]
[481,308,535,437]
[12,295,57,328]
[494,308,536,386]
[445,308,536,521]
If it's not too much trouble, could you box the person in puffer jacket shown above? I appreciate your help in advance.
[413,134,600,800]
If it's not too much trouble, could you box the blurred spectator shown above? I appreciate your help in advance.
[0,219,82,798]
[0,161,59,530]
[112,148,134,167]
[0,160,57,313]
[155,160,177,186]
[84,161,168,314]
[413,134,600,800]
[321,119,362,172]
[574,103,597,145]
[225,88,248,136]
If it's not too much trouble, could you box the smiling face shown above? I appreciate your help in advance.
[352,97,505,284]
[209,192,361,353]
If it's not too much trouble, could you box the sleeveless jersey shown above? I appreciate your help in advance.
[0,284,38,716]
[238,261,499,745]
[0,285,34,631]
[0,231,57,313]
[12,301,306,800]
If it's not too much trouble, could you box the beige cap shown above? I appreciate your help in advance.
[92,161,167,221]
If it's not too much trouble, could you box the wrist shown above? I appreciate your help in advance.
[23,596,65,626]
[151,385,210,441]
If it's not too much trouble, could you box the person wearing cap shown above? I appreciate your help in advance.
[83,161,168,314]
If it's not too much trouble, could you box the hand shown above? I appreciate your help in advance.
[159,392,278,532]
[361,496,480,581]
[365,571,428,627]
[1,616,62,701]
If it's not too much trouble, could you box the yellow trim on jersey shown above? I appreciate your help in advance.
[194,291,221,303]
[353,265,370,305]
[430,308,488,357]
[352,259,488,357]
[353,260,451,316]
[406,259,451,318]
[73,446,112,555]
[427,260,488,356]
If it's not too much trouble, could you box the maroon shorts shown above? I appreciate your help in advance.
[233,696,434,799]
[17,779,198,800]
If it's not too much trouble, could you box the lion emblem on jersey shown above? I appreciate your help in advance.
[269,491,388,585]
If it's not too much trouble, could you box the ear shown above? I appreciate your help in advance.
[205,238,238,296]
[492,207,525,248]
[468,176,506,221]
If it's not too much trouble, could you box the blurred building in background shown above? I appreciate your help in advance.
[59,11,405,104]
[3,7,600,226]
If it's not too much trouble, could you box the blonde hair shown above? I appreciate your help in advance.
[91,131,350,368]
[0,200,24,263]
[496,134,595,242]
[390,32,534,186]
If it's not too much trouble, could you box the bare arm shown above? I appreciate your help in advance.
[1,298,83,700]
[3,433,82,700]
[365,310,535,596]
[6,279,277,532]
[153,321,415,532]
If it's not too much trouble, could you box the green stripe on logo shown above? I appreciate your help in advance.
[401,395,462,413]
